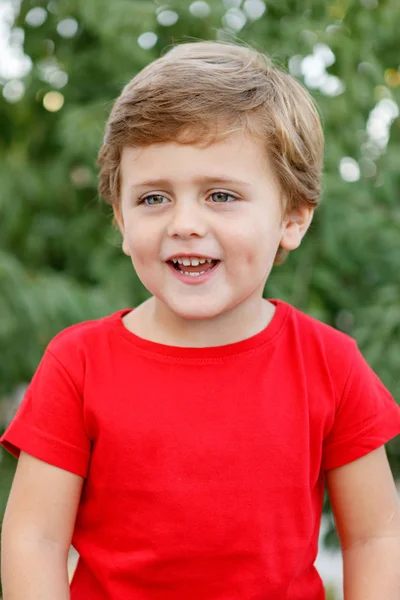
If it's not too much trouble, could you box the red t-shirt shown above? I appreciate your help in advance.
[2,299,400,599]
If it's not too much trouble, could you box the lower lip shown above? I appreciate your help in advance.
[167,261,221,285]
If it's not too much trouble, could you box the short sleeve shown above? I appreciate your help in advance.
[0,349,91,477]
[322,342,400,471]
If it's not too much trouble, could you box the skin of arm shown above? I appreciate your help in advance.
[325,446,400,600]
[1,451,84,600]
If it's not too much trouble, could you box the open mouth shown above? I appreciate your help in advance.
[167,257,220,277]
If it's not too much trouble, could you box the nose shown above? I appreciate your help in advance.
[166,201,207,239]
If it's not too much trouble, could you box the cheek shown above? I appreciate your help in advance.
[123,232,146,265]
[233,222,279,267]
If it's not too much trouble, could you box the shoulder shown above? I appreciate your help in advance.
[46,309,130,365]
[279,300,359,392]
[282,300,357,354]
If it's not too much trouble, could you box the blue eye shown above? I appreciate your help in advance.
[210,192,237,203]
[141,195,169,206]
[139,192,238,205]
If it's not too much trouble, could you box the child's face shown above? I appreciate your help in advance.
[115,131,311,320]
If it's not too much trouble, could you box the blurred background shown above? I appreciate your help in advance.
[0,0,399,598]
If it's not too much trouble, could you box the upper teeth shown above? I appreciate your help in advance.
[172,257,213,266]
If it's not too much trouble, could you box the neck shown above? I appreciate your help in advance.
[139,295,275,347]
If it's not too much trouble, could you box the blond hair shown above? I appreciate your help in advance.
[98,41,324,265]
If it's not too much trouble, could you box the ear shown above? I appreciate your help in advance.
[112,204,131,257]
[279,205,314,251]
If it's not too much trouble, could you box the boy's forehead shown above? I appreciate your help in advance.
[120,133,273,185]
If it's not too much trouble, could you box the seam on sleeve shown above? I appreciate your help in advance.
[30,423,91,458]
[1,422,90,477]
[323,410,384,453]
[47,348,83,398]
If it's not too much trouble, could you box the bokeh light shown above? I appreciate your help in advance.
[222,8,247,31]
[38,59,68,89]
[243,0,266,20]
[320,75,345,96]
[384,69,400,88]
[157,10,179,26]
[25,7,47,27]
[299,44,344,96]
[339,157,360,182]
[137,32,158,50]
[70,165,93,188]
[2,79,25,103]
[48,70,68,88]
[189,1,212,18]
[57,18,79,38]
[367,98,399,151]
[313,44,335,67]
[43,91,64,112]
[301,54,326,88]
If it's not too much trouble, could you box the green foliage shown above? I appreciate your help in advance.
[0,0,399,548]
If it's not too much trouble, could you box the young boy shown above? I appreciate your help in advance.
[1,41,400,600]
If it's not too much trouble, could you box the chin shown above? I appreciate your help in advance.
[164,297,228,321]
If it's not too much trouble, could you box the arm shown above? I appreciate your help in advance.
[1,451,84,600]
[326,446,400,600]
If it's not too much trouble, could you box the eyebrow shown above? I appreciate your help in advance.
[129,176,252,190]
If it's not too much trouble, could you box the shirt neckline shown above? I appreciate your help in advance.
[110,299,290,360]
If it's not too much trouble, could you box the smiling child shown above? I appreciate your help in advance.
[2,41,400,600]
